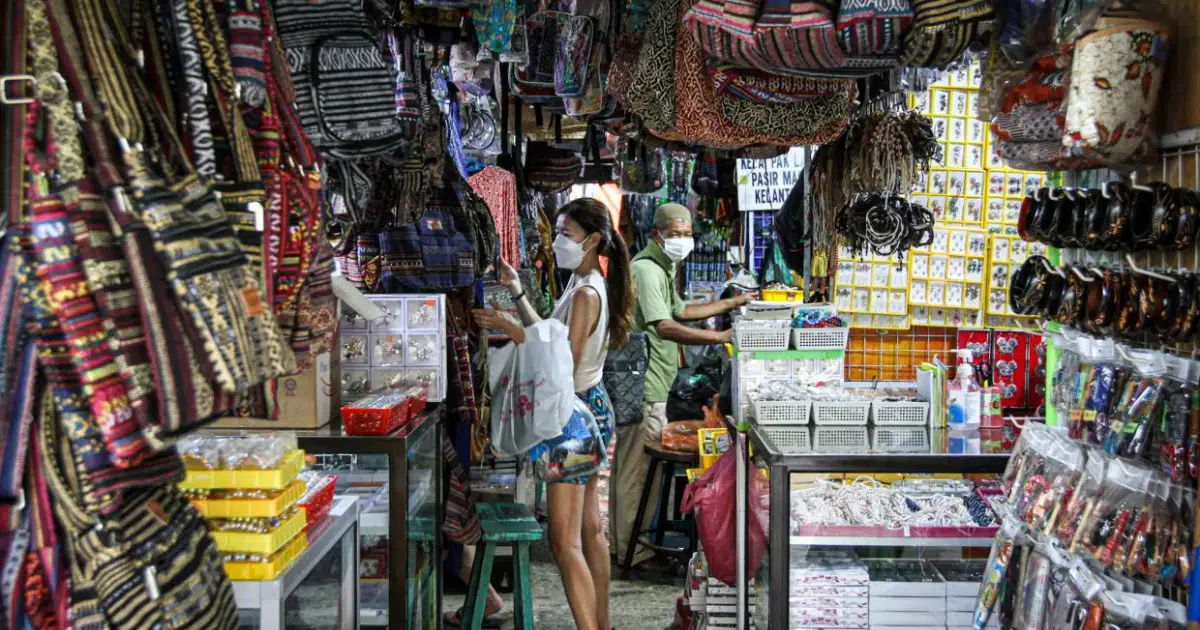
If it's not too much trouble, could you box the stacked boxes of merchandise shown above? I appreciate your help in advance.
[683,550,756,628]
[790,551,870,628]
[179,435,309,580]
[932,561,994,630]
[865,560,947,630]
[787,553,993,630]
[338,294,447,403]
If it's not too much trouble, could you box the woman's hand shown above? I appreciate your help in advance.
[498,259,522,295]
[472,301,526,343]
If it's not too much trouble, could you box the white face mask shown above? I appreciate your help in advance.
[661,237,694,262]
[553,234,591,270]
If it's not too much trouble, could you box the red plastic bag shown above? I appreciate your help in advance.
[680,446,767,586]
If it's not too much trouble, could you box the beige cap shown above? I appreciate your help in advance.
[653,203,692,226]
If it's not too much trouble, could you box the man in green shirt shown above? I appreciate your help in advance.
[613,203,752,566]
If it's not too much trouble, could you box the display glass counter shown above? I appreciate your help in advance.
[234,496,360,630]
[225,405,444,628]
[745,424,1010,629]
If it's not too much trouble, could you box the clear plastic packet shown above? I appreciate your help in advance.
[1134,594,1187,630]
[1158,386,1190,482]
[1069,458,1152,568]
[1053,350,1084,427]
[1094,367,1133,448]
[1106,378,1167,458]
[180,435,221,470]
[1065,362,1099,441]
[1014,537,1068,630]
[999,0,1058,67]
[1053,448,1107,541]
[1157,485,1193,586]
[1003,425,1085,530]
[1113,473,1173,581]
[1097,591,1150,629]
[973,519,1023,629]
[1082,365,1120,445]
[1045,556,1106,629]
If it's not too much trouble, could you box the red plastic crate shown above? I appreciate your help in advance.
[299,474,338,532]
[341,384,428,436]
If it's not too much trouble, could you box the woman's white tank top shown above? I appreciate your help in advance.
[551,270,609,392]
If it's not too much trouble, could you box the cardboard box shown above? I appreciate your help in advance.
[866,608,946,625]
[210,353,334,429]
[946,596,977,612]
[869,596,946,612]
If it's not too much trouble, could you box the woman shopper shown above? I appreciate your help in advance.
[474,197,635,630]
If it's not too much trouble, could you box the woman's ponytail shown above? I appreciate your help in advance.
[602,230,635,349]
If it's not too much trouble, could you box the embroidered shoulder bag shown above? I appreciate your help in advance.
[37,408,238,630]
[68,0,297,396]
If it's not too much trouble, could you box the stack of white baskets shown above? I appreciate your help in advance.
[734,302,850,455]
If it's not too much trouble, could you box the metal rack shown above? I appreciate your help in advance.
[742,424,1009,629]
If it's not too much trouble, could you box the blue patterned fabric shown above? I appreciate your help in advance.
[563,383,615,485]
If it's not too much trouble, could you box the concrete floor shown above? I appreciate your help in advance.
[444,541,684,630]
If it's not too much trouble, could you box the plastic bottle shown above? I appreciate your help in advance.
[947,350,982,428]
[948,350,982,454]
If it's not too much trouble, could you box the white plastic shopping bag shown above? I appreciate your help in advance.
[489,319,576,457]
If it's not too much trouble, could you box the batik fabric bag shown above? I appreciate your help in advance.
[1062,16,1168,165]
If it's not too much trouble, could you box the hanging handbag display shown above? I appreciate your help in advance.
[901,0,995,69]
[37,410,239,630]
[619,137,665,193]
[525,142,584,192]
[377,168,487,293]
[273,0,418,159]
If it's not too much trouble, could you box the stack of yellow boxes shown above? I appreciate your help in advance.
[180,446,309,581]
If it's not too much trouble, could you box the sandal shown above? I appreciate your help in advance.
[444,607,503,629]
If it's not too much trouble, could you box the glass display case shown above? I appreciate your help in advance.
[743,425,1010,629]
[234,496,360,630]
[291,405,446,629]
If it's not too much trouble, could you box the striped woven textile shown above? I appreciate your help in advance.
[836,0,912,57]
[901,0,994,68]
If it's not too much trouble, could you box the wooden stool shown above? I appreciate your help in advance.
[620,443,700,576]
[461,502,543,630]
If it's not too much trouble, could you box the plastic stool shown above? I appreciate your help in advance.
[620,443,699,576]
[461,502,544,629]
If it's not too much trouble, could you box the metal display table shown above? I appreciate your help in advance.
[282,405,445,629]
[742,425,1011,630]
[233,495,360,630]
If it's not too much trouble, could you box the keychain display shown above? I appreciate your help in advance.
[1050,347,1199,485]
[981,418,1196,630]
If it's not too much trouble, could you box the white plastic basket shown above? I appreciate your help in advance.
[735,321,790,351]
[871,427,931,453]
[791,327,850,351]
[761,426,811,454]
[812,426,869,453]
[871,401,931,426]
[753,400,812,425]
[811,401,871,425]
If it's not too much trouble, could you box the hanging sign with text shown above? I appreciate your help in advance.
[736,147,806,211]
